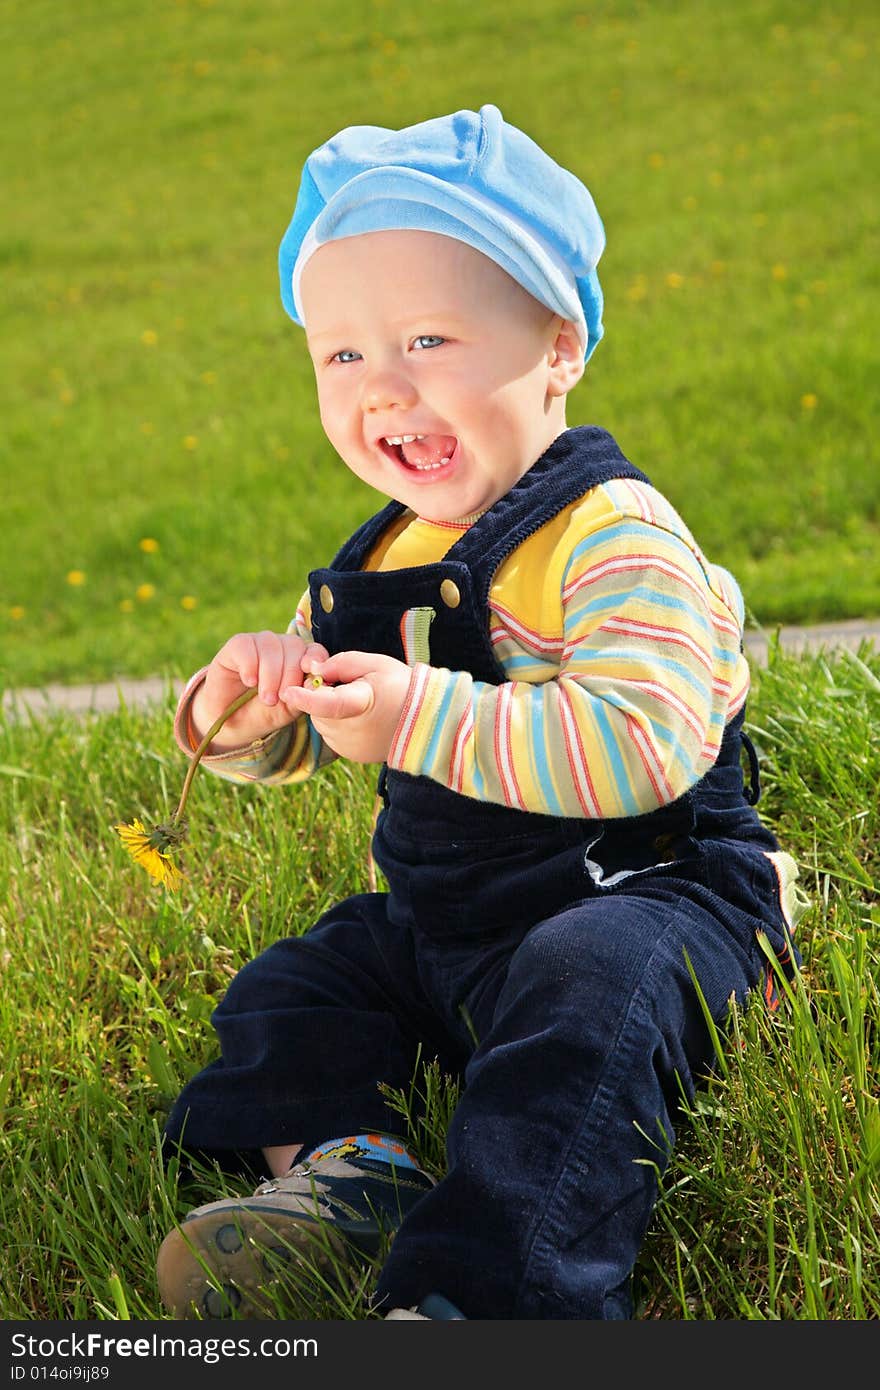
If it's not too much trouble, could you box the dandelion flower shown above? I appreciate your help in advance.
[9,605,25,620]
[115,818,186,890]
[114,687,258,893]
[66,570,86,586]
[139,537,160,553]
[136,583,156,602]
[772,264,787,281]
[141,329,158,346]
[120,598,135,613]
[801,393,818,410]
[666,272,685,289]
[183,435,198,450]
[180,595,198,610]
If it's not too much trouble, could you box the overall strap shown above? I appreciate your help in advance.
[446,426,650,594]
[326,498,407,573]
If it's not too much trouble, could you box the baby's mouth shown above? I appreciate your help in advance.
[382,433,459,471]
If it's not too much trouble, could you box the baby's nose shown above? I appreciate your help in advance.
[361,367,418,412]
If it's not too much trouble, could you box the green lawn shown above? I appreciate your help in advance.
[2,0,878,689]
[1,645,877,1319]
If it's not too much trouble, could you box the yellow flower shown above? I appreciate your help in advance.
[120,598,135,613]
[9,605,25,620]
[113,686,257,895]
[66,570,86,586]
[772,264,787,281]
[666,272,685,289]
[180,594,198,611]
[141,329,158,346]
[115,819,185,891]
[136,583,156,602]
[801,393,818,410]
[139,537,160,553]
[183,435,198,450]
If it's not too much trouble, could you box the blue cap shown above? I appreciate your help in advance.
[279,104,605,362]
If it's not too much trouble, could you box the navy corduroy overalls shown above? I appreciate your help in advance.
[164,427,798,1318]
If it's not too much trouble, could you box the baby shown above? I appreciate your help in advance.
[156,104,804,1320]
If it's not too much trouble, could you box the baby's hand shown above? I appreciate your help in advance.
[283,650,412,765]
[192,631,329,750]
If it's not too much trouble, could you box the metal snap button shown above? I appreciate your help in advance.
[319,583,334,613]
[440,579,461,609]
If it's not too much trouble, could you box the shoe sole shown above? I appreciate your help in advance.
[156,1204,347,1320]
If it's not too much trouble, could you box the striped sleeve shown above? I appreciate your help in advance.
[171,589,337,786]
[387,508,748,819]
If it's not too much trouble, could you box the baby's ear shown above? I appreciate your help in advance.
[547,319,586,396]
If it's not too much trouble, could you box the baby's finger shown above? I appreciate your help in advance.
[252,630,287,706]
[282,678,375,720]
[300,642,330,676]
[310,650,378,686]
[215,633,261,690]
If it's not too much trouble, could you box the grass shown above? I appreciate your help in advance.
[1,0,877,1328]
[2,0,879,689]
[0,643,877,1320]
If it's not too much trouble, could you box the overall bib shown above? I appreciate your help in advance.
[164,427,798,1319]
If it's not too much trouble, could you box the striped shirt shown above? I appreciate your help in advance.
[177,477,750,820]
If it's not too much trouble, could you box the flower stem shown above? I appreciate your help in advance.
[171,686,258,825]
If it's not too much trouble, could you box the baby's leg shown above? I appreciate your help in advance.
[162,891,456,1169]
[158,892,459,1318]
[374,886,767,1320]
[263,1143,304,1177]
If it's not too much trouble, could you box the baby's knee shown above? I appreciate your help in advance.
[508,902,653,998]
[212,938,304,1018]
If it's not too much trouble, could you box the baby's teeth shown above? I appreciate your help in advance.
[412,456,452,471]
[401,434,417,443]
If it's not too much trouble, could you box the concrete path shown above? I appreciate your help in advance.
[3,618,879,720]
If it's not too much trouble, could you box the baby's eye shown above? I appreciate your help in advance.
[411,335,445,351]
[331,349,362,364]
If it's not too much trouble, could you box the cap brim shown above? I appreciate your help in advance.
[281,166,602,359]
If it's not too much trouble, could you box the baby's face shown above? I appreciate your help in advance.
[300,230,572,522]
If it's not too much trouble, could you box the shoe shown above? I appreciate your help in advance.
[157,1135,434,1320]
[385,1292,466,1320]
